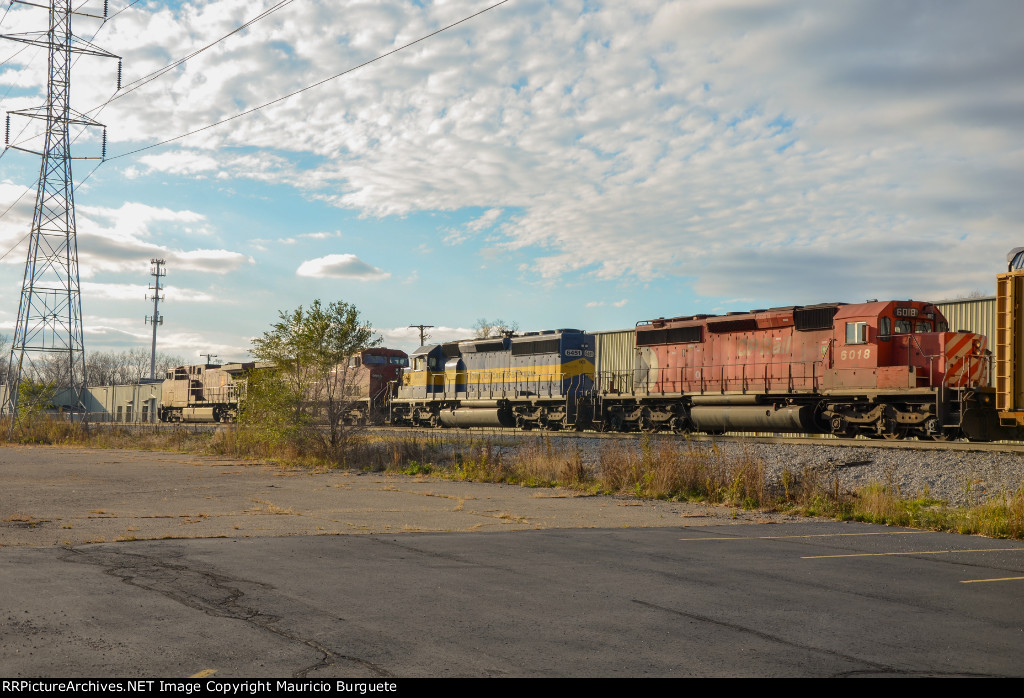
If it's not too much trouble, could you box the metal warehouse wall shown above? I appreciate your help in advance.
[43,382,164,422]
[935,296,996,342]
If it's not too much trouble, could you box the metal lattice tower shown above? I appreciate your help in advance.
[1,1,117,420]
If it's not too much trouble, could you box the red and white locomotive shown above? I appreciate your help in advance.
[596,299,990,440]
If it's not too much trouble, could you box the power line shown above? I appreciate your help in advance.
[3,0,514,224]
[95,0,298,108]
[107,0,512,160]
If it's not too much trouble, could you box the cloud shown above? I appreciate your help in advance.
[296,253,390,280]
[70,202,253,277]
[379,325,475,352]
[84,315,252,360]
[298,231,343,240]
[136,151,220,177]
[444,208,504,245]
[5,0,1015,309]
[81,282,218,303]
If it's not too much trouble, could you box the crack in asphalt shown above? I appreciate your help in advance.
[61,546,392,678]
[631,598,897,676]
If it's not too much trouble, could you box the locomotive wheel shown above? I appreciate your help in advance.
[669,416,691,435]
[830,417,856,439]
[923,418,953,441]
[881,422,909,440]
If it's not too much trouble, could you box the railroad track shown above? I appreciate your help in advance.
[86,421,1024,453]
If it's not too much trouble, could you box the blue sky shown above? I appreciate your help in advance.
[1,0,1022,361]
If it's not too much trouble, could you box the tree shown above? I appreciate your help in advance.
[85,349,186,386]
[474,317,519,339]
[245,299,378,460]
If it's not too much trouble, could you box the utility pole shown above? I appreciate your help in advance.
[1,1,118,422]
[408,324,434,346]
[145,259,165,380]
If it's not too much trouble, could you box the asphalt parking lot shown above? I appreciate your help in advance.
[2,446,1023,677]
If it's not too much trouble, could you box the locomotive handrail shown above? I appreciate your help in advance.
[625,359,825,396]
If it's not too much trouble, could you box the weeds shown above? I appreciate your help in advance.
[5,415,1024,539]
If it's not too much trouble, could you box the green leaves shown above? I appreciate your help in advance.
[251,299,377,368]
[241,299,379,462]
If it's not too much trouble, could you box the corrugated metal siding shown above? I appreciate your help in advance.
[593,328,635,392]
[935,296,996,341]
[934,296,996,387]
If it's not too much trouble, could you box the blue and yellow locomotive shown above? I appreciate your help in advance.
[390,329,595,429]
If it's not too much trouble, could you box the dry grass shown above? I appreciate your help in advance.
[5,416,1023,539]
[597,437,768,506]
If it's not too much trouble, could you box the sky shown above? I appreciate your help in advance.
[0,0,1021,362]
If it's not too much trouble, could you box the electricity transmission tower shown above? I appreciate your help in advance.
[145,259,165,380]
[1,1,118,420]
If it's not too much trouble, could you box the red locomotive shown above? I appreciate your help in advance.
[342,347,409,424]
[597,300,989,440]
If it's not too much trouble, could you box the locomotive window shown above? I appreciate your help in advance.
[363,355,387,364]
[915,321,932,333]
[389,357,409,366]
[879,317,891,337]
[414,357,426,370]
[349,356,362,368]
[895,320,912,334]
[845,322,867,345]
[938,320,949,332]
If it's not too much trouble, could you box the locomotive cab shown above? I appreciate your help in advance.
[830,302,987,390]
[340,347,409,424]
[400,344,446,400]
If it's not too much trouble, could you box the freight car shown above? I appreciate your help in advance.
[389,329,594,429]
[158,347,408,424]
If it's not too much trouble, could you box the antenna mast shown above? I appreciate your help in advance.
[145,259,165,380]
[1,0,119,421]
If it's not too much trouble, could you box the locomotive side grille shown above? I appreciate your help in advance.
[794,306,838,331]
[636,329,667,346]
[511,338,561,355]
[667,326,702,343]
[707,318,758,333]
[636,326,702,345]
